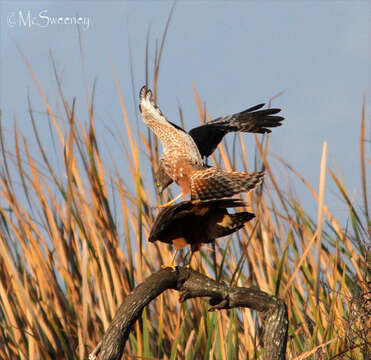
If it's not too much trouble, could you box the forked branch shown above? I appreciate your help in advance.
[90,267,288,360]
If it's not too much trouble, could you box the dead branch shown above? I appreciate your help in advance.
[90,267,288,360]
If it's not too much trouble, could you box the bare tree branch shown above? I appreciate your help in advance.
[90,267,288,360]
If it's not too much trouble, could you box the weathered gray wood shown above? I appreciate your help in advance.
[90,267,288,360]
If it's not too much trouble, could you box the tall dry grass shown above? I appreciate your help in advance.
[0,32,369,360]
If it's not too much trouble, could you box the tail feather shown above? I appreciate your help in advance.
[215,211,255,238]
[191,168,264,200]
[229,212,255,229]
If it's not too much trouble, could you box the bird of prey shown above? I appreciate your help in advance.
[154,102,284,194]
[139,86,265,207]
[148,198,255,269]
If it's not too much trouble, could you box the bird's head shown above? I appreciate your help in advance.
[154,167,172,195]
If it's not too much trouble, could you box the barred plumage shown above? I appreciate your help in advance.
[190,168,265,200]
[154,100,284,193]
[139,86,265,203]
[139,86,202,167]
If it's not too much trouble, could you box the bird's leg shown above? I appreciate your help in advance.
[158,192,184,208]
[185,249,195,269]
[186,243,203,268]
[161,249,178,271]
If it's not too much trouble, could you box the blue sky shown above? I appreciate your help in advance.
[1,1,370,223]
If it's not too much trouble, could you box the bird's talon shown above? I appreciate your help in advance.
[158,193,184,208]
[158,202,173,208]
[161,264,177,271]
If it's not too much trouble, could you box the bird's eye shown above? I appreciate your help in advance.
[156,183,160,187]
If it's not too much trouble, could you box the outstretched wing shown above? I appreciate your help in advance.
[191,168,265,200]
[139,86,202,164]
[188,104,284,157]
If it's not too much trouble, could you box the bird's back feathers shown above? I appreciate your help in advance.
[149,198,247,243]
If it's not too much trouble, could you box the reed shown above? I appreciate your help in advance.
[0,36,369,360]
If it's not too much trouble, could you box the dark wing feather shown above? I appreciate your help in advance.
[189,125,227,158]
[192,198,247,208]
[148,198,247,242]
[168,120,186,132]
[155,102,283,192]
[148,201,193,242]
[212,211,255,239]
[189,104,284,157]
[208,106,284,133]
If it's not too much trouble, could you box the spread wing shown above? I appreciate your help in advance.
[191,168,265,200]
[188,103,284,157]
[139,86,202,164]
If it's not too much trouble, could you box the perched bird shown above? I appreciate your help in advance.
[148,198,255,269]
[139,86,265,207]
[154,102,284,194]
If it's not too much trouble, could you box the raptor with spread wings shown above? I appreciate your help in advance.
[139,86,265,206]
[149,198,255,268]
[154,101,284,193]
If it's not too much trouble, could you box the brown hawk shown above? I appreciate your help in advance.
[139,86,265,206]
[155,103,284,193]
[148,198,255,268]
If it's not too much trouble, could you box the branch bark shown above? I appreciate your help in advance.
[90,267,288,360]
